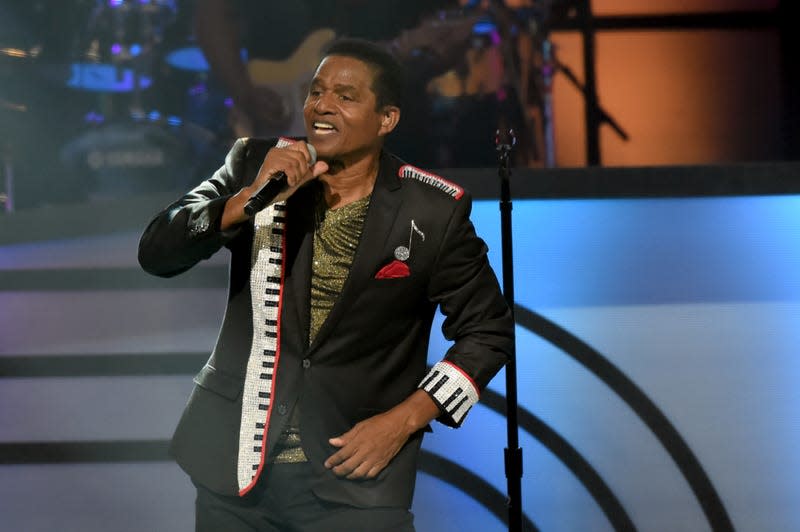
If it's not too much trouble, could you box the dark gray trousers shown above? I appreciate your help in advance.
[194,462,415,532]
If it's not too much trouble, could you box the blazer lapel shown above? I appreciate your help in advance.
[308,152,402,353]
[284,184,317,350]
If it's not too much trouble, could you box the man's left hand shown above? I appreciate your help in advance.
[324,389,441,480]
[325,410,410,480]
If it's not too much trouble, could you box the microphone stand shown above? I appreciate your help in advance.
[496,129,522,532]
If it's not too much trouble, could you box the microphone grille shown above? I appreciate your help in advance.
[307,143,317,165]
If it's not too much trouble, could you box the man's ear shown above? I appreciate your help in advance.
[378,106,401,137]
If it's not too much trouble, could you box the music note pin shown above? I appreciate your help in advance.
[394,220,425,262]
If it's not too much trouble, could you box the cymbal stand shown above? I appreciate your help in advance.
[1,143,14,213]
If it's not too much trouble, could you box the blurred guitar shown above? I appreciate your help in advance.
[231,11,481,138]
[230,28,336,138]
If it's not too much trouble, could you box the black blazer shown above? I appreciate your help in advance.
[138,137,513,508]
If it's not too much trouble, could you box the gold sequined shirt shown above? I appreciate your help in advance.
[308,189,372,343]
[271,187,371,464]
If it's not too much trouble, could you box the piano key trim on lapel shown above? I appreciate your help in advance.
[237,137,295,495]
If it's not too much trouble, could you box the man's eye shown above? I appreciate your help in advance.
[339,94,353,101]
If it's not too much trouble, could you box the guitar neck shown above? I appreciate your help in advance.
[246,28,336,86]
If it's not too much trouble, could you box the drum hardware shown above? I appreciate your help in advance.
[0,1,44,74]
[156,0,219,128]
[34,0,228,203]
[164,42,210,73]
[1,148,14,213]
[0,98,27,114]
[151,55,234,142]
[58,100,220,201]
[0,45,42,62]
[44,0,178,94]
[0,95,32,213]
[60,119,190,199]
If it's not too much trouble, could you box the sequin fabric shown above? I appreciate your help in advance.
[271,189,371,464]
[238,201,287,490]
[309,190,371,344]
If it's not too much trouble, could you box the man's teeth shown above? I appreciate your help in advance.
[314,122,335,130]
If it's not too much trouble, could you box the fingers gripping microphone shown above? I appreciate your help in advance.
[243,144,317,217]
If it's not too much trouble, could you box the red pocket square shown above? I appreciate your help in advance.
[374,260,410,279]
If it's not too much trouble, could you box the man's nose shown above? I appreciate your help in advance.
[313,92,335,113]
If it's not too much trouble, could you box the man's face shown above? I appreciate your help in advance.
[303,55,397,163]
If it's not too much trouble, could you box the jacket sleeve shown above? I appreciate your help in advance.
[420,192,514,427]
[138,138,255,278]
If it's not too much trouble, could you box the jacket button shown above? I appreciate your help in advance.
[277,403,288,415]
[302,359,311,369]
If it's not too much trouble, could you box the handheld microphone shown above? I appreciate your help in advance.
[243,143,317,217]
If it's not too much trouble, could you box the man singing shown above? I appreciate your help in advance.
[138,38,513,531]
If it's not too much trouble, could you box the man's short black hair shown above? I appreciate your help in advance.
[322,37,405,111]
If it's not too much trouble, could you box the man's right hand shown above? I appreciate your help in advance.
[221,142,329,230]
